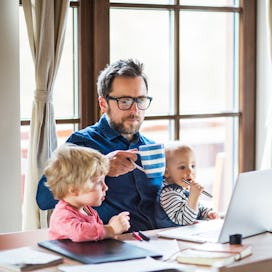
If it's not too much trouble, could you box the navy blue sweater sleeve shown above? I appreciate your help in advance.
[36,175,58,210]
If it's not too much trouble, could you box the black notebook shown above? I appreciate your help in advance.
[38,238,162,264]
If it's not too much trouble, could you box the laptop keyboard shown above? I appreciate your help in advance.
[158,219,224,243]
[189,229,220,241]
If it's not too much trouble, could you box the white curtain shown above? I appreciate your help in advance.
[260,0,272,169]
[22,0,69,230]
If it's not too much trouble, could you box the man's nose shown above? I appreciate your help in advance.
[130,101,139,112]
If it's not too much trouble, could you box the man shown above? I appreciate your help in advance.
[36,59,163,231]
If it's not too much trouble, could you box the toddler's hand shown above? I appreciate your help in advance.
[108,211,130,235]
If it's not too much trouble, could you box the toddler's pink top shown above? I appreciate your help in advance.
[49,200,105,242]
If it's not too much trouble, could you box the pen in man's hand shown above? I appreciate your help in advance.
[182,179,213,198]
[138,231,150,241]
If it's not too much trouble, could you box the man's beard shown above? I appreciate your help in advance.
[107,109,143,136]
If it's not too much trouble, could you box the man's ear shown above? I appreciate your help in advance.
[99,96,108,113]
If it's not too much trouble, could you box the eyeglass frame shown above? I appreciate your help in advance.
[106,95,153,110]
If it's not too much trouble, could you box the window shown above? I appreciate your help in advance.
[88,0,254,212]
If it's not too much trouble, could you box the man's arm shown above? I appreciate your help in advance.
[36,175,58,210]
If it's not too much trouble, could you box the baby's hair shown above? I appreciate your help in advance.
[165,141,193,152]
[164,141,194,163]
[44,143,109,200]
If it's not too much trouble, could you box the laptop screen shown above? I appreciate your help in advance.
[218,168,272,242]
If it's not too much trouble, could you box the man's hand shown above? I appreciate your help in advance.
[106,149,138,177]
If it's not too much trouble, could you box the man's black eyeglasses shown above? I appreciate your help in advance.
[106,95,153,110]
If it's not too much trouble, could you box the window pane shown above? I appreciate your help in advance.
[180,117,238,212]
[54,8,78,118]
[19,9,34,119]
[110,0,174,4]
[19,8,78,119]
[180,0,239,6]
[110,8,173,116]
[140,120,171,142]
[21,126,30,202]
[179,11,239,114]
[56,124,78,145]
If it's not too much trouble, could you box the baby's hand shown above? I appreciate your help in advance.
[108,211,130,235]
[187,180,203,210]
[207,211,218,219]
[189,181,204,197]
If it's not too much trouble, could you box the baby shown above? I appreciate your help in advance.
[155,142,218,228]
[45,143,130,242]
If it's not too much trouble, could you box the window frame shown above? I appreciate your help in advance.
[79,0,256,173]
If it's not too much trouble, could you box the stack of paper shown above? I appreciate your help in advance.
[0,247,63,271]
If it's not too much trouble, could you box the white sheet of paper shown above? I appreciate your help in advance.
[58,257,190,272]
[125,238,180,261]
[0,246,62,264]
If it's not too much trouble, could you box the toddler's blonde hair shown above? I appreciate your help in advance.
[44,143,109,200]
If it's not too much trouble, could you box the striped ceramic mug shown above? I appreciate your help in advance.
[139,143,165,178]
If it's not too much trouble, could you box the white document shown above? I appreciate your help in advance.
[125,239,180,261]
[0,246,62,264]
[0,246,63,271]
[58,257,190,272]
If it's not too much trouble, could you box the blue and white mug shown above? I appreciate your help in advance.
[138,143,165,178]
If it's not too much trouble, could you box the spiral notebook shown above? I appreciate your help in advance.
[38,238,162,264]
